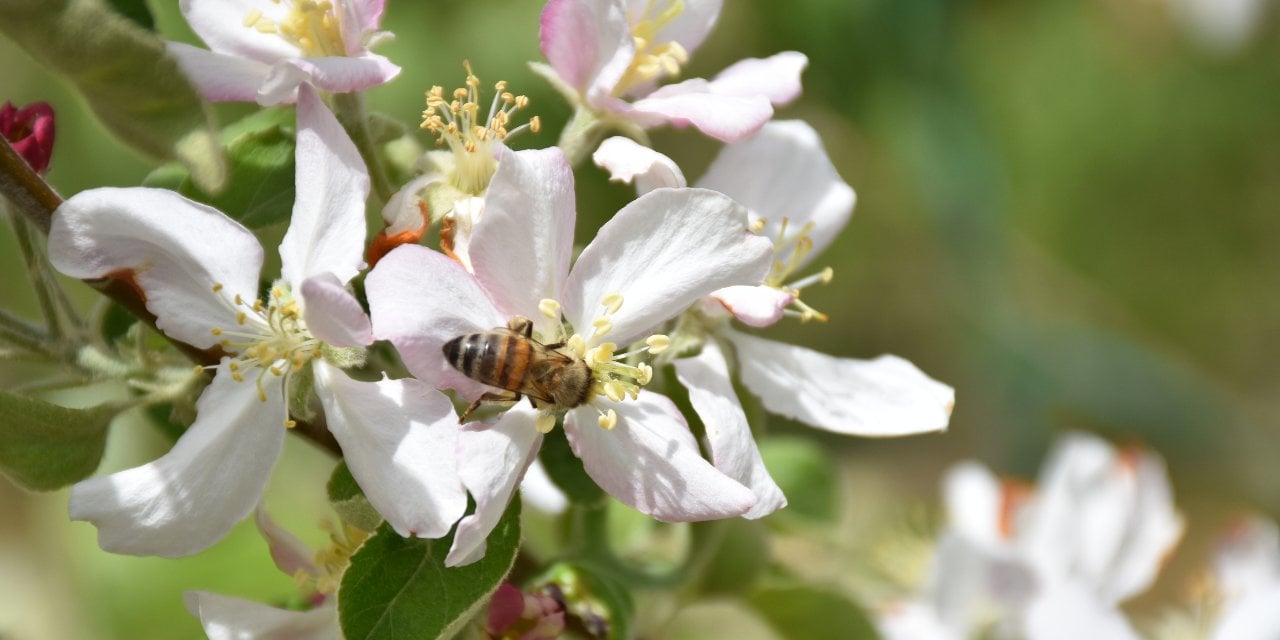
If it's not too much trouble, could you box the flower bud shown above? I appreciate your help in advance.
[0,101,55,173]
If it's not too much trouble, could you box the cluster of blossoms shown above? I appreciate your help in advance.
[876,431,1280,640]
[37,0,955,635]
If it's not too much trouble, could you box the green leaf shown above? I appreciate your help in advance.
[142,118,297,229]
[105,0,153,30]
[0,0,226,191]
[539,426,605,504]
[338,497,522,640]
[328,461,382,533]
[0,391,114,491]
[758,436,838,523]
[749,584,881,640]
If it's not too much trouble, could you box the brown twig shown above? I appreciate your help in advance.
[0,137,340,456]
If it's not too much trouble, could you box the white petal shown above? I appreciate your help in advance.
[707,52,808,106]
[253,508,320,578]
[256,55,400,106]
[1022,582,1141,640]
[300,274,372,348]
[624,85,773,142]
[365,245,506,399]
[279,85,369,290]
[726,329,955,436]
[708,285,793,328]
[520,458,569,515]
[68,364,286,557]
[1212,583,1280,640]
[447,406,543,567]
[379,173,433,235]
[563,188,773,347]
[184,591,337,640]
[877,601,961,640]
[923,533,1034,634]
[49,187,263,350]
[468,148,575,338]
[564,392,756,522]
[592,136,687,195]
[1214,516,1280,599]
[631,0,722,57]
[539,0,633,96]
[336,0,385,54]
[166,42,272,103]
[180,0,300,63]
[942,461,1005,547]
[696,120,854,264]
[673,341,784,519]
[315,363,467,539]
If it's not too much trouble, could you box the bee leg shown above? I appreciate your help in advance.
[507,316,534,338]
[459,391,521,423]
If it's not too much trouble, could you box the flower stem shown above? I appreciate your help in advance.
[0,137,56,234]
[0,308,55,357]
[332,92,396,204]
[12,213,64,340]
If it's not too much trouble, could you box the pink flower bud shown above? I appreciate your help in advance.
[0,101,55,173]
[485,582,566,640]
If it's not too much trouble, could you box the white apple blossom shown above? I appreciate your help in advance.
[593,122,954,516]
[48,86,464,557]
[185,510,354,640]
[166,0,400,106]
[366,145,773,566]
[533,0,807,143]
[878,432,1184,640]
[1206,516,1280,639]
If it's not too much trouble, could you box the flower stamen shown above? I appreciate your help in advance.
[759,217,835,323]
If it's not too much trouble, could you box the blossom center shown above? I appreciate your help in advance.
[421,62,541,195]
[243,1,348,58]
[537,295,668,432]
[756,217,834,323]
[614,0,690,96]
[207,281,320,422]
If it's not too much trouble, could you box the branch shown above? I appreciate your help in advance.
[0,137,341,456]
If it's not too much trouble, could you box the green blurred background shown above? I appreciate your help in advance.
[2,0,1279,637]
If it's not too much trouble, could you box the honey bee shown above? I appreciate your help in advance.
[443,316,593,422]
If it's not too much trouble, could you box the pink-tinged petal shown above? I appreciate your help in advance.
[920,533,1034,635]
[68,365,286,557]
[254,508,320,578]
[1214,516,1280,599]
[520,458,569,515]
[49,187,263,350]
[180,0,301,63]
[709,285,793,328]
[725,329,955,436]
[257,54,400,106]
[315,364,468,539]
[591,136,687,195]
[563,188,772,347]
[673,341,784,519]
[380,174,434,236]
[280,85,369,290]
[1023,582,1141,640]
[366,245,505,399]
[336,0,385,54]
[539,0,633,96]
[623,83,772,142]
[1212,583,1280,640]
[301,274,372,348]
[166,42,272,103]
[696,120,854,263]
[469,148,575,339]
[564,392,755,522]
[707,52,808,106]
[447,407,543,567]
[628,0,723,57]
[185,591,337,640]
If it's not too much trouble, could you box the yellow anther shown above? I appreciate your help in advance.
[192,365,204,374]
[272,286,284,299]
[567,334,587,358]
[604,382,625,403]
[645,334,670,354]
[229,361,241,371]
[237,312,247,325]
[538,298,561,320]
[592,318,613,337]
[594,342,617,362]
[750,218,767,234]
[212,283,224,293]
[821,266,835,283]
[284,419,297,428]
[637,363,653,385]
[535,412,556,434]
[530,116,542,133]
[211,327,223,336]
[257,388,268,402]
[598,409,618,430]
[601,292,624,315]
[232,372,245,382]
